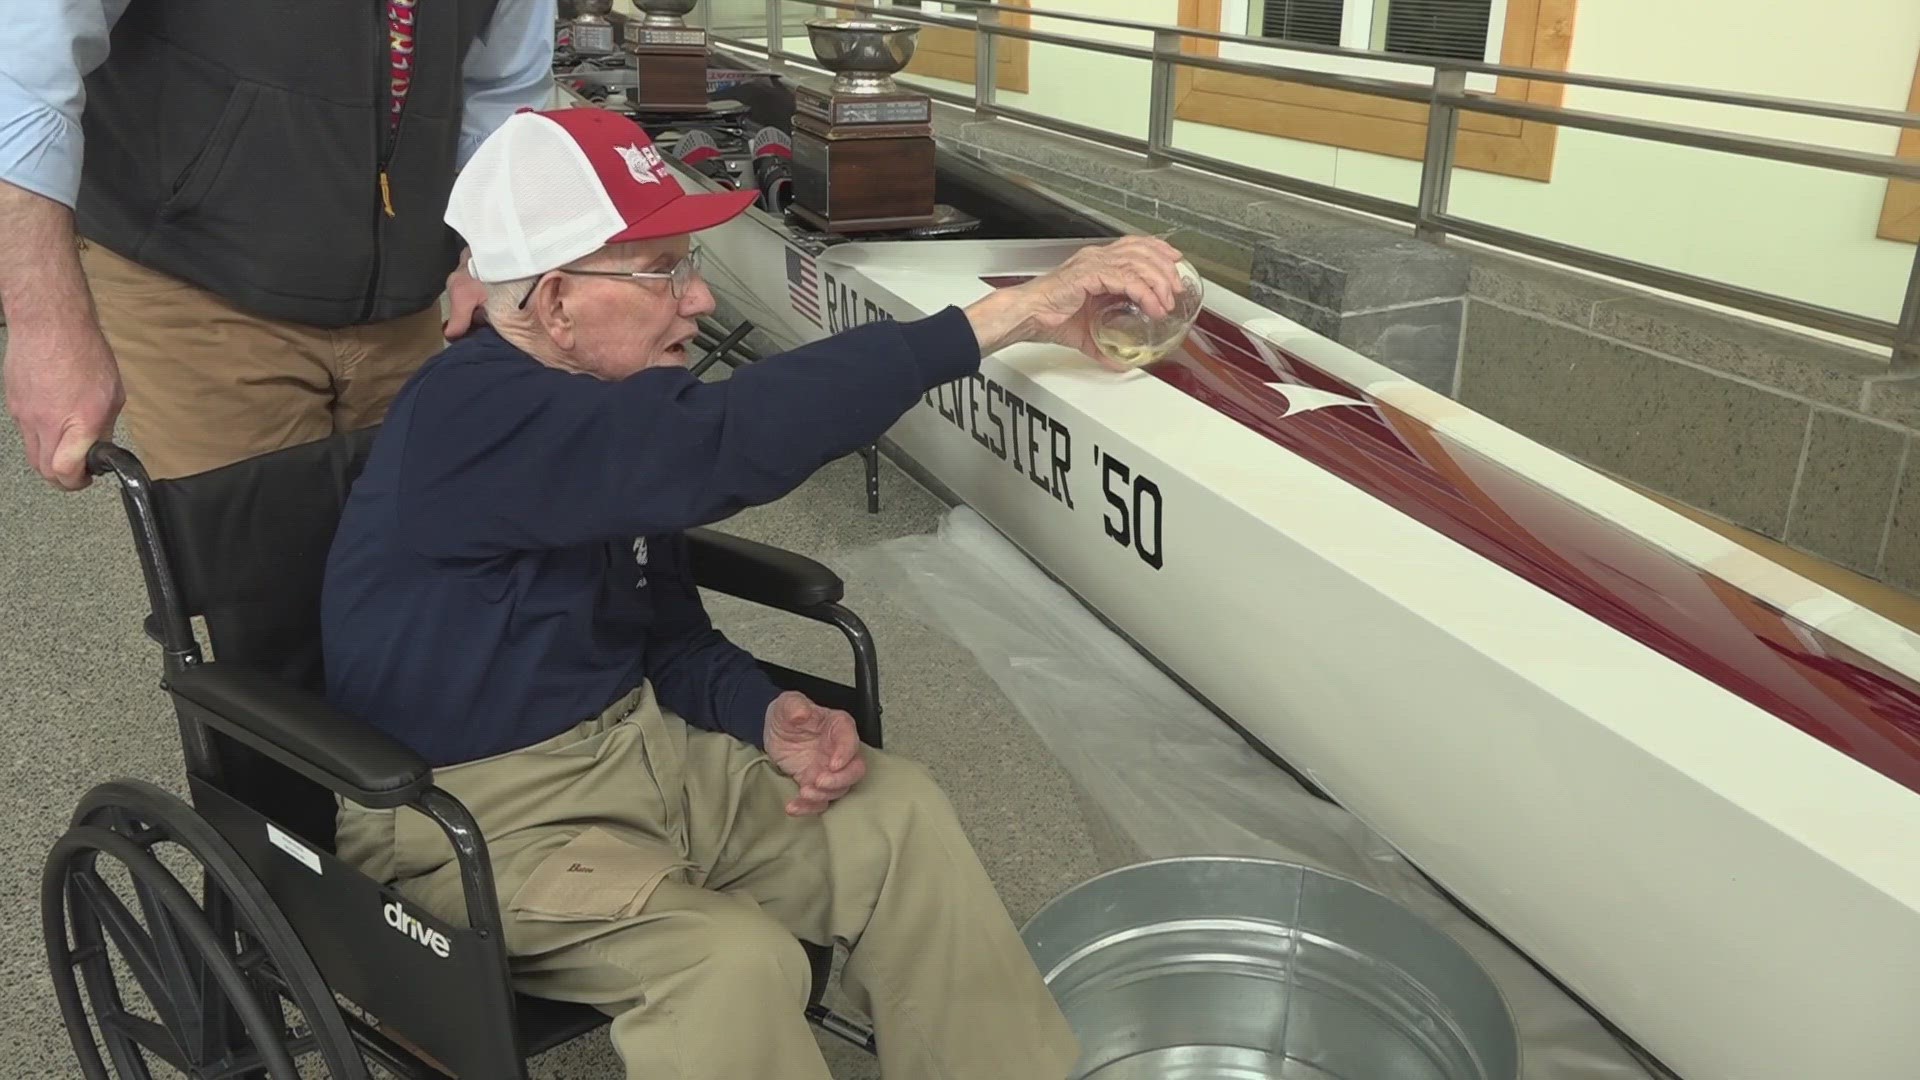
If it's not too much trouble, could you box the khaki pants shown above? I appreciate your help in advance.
[80,241,445,479]
[335,683,1080,1080]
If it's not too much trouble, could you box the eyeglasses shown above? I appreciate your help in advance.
[519,246,704,308]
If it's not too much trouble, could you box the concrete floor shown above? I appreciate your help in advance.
[0,326,1114,1077]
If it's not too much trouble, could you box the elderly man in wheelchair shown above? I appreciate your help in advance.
[321,105,1190,1080]
[36,106,1191,1080]
[330,106,1194,1079]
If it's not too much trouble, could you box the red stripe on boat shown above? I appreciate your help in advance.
[982,276,1920,794]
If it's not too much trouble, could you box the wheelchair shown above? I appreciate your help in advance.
[41,428,885,1079]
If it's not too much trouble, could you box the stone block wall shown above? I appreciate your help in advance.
[938,114,1920,593]
[1249,231,1468,396]
[1459,255,1920,581]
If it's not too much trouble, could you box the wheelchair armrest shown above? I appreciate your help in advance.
[687,527,844,611]
[165,662,431,809]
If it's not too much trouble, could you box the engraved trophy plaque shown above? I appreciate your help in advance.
[790,20,938,233]
[623,0,710,113]
[569,0,618,56]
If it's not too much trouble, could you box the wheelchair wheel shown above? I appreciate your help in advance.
[42,779,369,1080]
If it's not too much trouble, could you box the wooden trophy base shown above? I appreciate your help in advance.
[790,96,938,234]
[789,201,940,236]
[625,33,709,113]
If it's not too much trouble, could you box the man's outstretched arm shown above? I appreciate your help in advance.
[398,236,1191,559]
[0,0,131,490]
[399,307,983,558]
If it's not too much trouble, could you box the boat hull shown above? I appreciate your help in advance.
[688,173,1920,1080]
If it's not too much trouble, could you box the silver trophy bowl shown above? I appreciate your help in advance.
[570,0,617,54]
[805,20,919,96]
[636,0,699,28]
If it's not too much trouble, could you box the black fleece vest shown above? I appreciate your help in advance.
[76,0,505,328]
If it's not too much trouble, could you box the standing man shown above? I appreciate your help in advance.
[1,0,558,489]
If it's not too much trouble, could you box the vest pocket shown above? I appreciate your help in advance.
[162,82,261,218]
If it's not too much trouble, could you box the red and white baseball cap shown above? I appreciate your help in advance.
[448,107,758,283]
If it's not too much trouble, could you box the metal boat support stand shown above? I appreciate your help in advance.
[689,318,754,379]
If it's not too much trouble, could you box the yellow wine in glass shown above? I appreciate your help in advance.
[1090,258,1204,370]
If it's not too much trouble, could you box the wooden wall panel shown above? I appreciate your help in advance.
[1172,0,1573,182]
[1877,46,1920,245]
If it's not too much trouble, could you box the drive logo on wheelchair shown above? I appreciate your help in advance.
[384,899,453,959]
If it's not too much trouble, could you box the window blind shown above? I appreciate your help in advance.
[1253,0,1344,49]
[1382,0,1493,61]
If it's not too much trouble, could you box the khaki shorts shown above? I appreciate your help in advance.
[81,240,445,478]
[333,681,1081,1080]
[336,683,700,953]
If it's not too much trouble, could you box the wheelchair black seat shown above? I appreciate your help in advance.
[42,429,883,1079]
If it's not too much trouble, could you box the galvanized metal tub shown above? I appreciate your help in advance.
[1020,857,1520,1080]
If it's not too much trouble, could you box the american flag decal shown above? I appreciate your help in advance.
[786,247,823,328]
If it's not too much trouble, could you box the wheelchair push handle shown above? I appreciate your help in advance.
[83,439,199,663]
[86,440,146,482]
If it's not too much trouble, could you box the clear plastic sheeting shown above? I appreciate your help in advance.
[844,507,1670,1080]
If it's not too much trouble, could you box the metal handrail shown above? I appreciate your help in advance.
[794,0,1920,130]
[741,0,1920,367]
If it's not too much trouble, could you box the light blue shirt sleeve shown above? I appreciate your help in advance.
[0,0,132,208]
[458,0,559,171]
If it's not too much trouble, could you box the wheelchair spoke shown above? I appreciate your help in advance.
[102,1003,317,1080]
[97,1010,191,1075]
[50,826,304,1080]
[202,1030,322,1080]
[49,782,374,1080]
[93,1018,160,1080]
[162,898,223,1068]
[153,875,226,1066]
[203,1058,273,1080]
[69,868,198,1050]
[66,920,163,1080]
[84,801,295,1077]
[72,872,228,1076]
[197,888,257,1070]
[132,874,201,993]
[134,811,223,1045]
[82,804,219,1065]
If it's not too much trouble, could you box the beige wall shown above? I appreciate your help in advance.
[750,0,1920,334]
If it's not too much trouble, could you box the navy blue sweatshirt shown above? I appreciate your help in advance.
[321,307,982,766]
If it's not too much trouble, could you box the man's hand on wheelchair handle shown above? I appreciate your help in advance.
[763,690,867,816]
[441,247,490,340]
[4,321,123,491]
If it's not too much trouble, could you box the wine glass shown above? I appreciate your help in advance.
[1089,258,1205,371]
